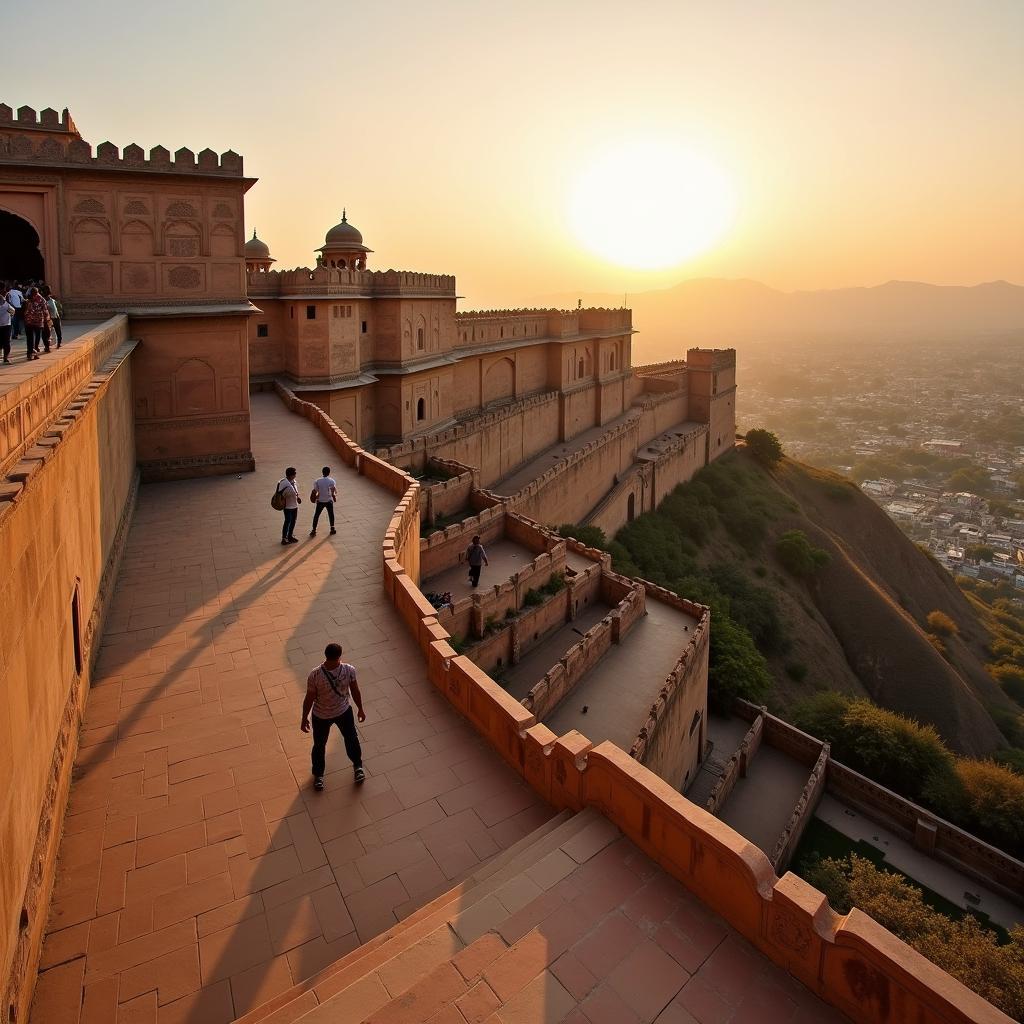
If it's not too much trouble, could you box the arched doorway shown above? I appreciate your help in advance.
[0,210,44,281]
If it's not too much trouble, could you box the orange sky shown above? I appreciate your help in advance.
[10,1,1024,308]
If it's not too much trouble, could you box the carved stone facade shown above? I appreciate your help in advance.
[0,104,255,479]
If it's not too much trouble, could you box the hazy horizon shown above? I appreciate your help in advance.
[9,0,1023,309]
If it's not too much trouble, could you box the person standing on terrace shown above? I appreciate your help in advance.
[301,642,366,790]
[466,535,489,588]
[309,466,337,537]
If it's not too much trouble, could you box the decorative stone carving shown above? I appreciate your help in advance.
[37,138,63,160]
[168,238,199,258]
[769,909,812,955]
[123,200,148,215]
[167,266,201,289]
[166,201,198,219]
[74,197,105,214]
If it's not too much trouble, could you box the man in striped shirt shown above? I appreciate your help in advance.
[301,642,366,790]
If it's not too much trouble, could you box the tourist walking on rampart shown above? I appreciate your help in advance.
[41,286,62,348]
[309,466,338,537]
[0,289,14,364]
[301,642,366,790]
[22,286,51,360]
[276,467,301,544]
[6,282,23,341]
[466,535,489,588]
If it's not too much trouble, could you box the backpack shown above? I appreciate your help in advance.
[270,479,288,511]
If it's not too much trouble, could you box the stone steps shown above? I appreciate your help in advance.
[234,808,613,1024]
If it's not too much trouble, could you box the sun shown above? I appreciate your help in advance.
[569,141,737,270]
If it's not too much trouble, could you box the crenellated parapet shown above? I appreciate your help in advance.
[245,265,456,296]
[455,307,632,347]
[0,103,246,177]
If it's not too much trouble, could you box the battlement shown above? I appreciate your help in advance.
[685,347,736,369]
[0,103,246,177]
[634,359,688,376]
[245,265,456,295]
[456,307,632,340]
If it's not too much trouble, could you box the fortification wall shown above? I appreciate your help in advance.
[627,582,711,790]
[378,391,561,486]
[707,713,766,816]
[733,699,1024,903]
[418,456,476,525]
[772,746,830,873]
[500,415,640,527]
[0,328,138,1024]
[272,383,1013,1024]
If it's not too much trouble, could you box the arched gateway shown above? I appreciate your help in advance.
[0,210,44,281]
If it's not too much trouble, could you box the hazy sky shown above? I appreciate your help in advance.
[9,0,1023,307]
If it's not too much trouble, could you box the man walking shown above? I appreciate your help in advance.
[466,534,489,588]
[301,642,366,790]
[7,283,23,341]
[0,288,14,364]
[276,467,301,545]
[309,466,338,537]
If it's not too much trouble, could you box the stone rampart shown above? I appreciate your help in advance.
[0,316,129,475]
[733,698,1024,903]
[772,745,831,873]
[625,581,711,789]
[419,456,476,525]
[276,389,1014,1024]
[0,104,246,176]
[706,713,765,816]
[248,266,456,297]
[0,331,138,1024]
[378,390,561,483]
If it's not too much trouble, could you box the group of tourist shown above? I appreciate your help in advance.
[0,280,63,364]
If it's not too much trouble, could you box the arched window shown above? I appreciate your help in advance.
[416,397,426,421]
[417,327,424,350]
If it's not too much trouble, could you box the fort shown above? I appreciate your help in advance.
[0,106,1014,1023]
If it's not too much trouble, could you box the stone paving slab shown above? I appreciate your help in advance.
[31,393,552,1023]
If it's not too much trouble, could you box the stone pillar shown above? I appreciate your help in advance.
[914,817,938,854]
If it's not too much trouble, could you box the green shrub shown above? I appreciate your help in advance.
[540,571,566,596]
[953,760,1024,855]
[785,662,808,682]
[803,855,1024,1019]
[792,691,851,740]
[989,664,1024,705]
[926,610,959,637]
[745,428,784,466]
[721,508,767,553]
[522,588,543,607]
[926,633,947,657]
[776,530,831,578]
[706,611,773,709]
[753,565,767,578]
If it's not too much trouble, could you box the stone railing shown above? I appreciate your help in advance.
[246,266,456,297]
[418,456,476,525]
[706,712,765,816]
[275,389,1014,1024]
[0,317,129,476]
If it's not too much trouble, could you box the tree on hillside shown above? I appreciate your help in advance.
[802,855,1024,1020]
[926,611,959,638]
[776,530,831,578]
[964,544,994,562]
[946,465,992,494]
[745,428,783,466]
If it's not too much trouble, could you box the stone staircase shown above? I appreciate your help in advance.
[233,804,844,1024]
[235,808,619,1024]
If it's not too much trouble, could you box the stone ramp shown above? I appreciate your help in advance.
[239,808,847,1024]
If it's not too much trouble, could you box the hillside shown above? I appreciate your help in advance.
[601,448,1019,757]
[532,278,1024,361]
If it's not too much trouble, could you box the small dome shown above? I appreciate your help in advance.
[244,230,271,259]
[322,209,369,251]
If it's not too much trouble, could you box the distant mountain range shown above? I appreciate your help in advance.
[536,279,1024,361]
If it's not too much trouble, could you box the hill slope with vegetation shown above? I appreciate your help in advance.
[561,441,1022,759]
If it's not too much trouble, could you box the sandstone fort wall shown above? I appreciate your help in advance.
[0,322,138,1024]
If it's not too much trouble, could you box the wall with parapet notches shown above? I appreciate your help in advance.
[0,323,138,1024]
[264,380,1012,1024]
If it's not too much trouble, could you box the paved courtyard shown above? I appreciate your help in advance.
[30,393,552,1023]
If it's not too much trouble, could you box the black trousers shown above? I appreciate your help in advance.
[0,325,10,360]
[25,325,42,358]
[311,707,362,777]
[282,507,297,540]
[469,564,482,587]
[11,309,22,338]
[312,501,335,530]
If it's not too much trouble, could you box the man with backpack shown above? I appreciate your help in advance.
[273,467,301,544]
[301,642,366,790]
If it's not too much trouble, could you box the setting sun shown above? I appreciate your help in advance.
[569,141,737,270]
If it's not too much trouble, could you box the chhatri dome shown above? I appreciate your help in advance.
[318,209,373,270]
[244,229,271,260]
[244,229,275,272]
